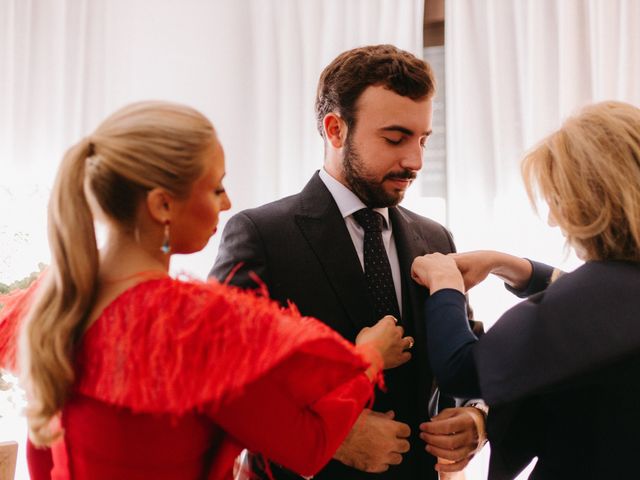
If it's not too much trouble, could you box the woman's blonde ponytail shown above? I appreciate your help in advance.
[22,137,99,445]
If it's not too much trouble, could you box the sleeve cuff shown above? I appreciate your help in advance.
[504,259,556,298]
[430,288,466,303]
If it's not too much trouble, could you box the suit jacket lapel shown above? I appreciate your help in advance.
[389,206,438,407]
[294,173,375,332]
[389,207,430,333]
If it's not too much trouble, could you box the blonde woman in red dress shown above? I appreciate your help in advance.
[0,101,413,480]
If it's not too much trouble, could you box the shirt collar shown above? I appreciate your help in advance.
[319,168,391,229]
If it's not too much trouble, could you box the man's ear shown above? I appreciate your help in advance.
[146,188,172,223]
[323,113,348,148]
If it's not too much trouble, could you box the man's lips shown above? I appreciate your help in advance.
[386,177,413,188]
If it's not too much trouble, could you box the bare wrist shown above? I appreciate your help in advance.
[464,404,488,451]
[490,253,532,290]
[429,274,465,294]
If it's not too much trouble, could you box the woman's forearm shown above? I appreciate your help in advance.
[486,251,533,290]
[425,289,481,398]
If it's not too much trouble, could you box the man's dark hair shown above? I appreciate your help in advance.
[315,44,436,138]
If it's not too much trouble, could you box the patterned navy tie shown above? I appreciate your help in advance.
[352,208,401,322]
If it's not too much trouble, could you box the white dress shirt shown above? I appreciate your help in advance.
[318,168,403,316]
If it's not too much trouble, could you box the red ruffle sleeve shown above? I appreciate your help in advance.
[75,277,372,415]
[0,276,44,371]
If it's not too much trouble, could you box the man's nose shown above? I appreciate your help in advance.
[400,142,424,172]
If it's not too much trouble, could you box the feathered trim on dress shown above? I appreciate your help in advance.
[0,277,44,372]
[73,277,371,415]
[1,276,371,416]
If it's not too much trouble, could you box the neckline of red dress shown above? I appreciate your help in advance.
[100,270,169,285]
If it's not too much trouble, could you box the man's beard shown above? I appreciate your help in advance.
[343,135,417,208]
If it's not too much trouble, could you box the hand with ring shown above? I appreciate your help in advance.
[356,315,414,369]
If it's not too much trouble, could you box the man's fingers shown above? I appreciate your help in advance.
[366,464,390,473]
[421,419,468,435]
[394,422,411,438]
[366,450,405,472]
[421,412,475,435]
[420,429,477,450]
[394,438,411,454]
[387,452,403,465]
[424,443,475,462]
[429,407,461,421]
[335,407,417,474]
[420,430,478,449]
[435,457,472,473]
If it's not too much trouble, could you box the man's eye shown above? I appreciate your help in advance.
[384,137,403,145]
[214,187,226,195]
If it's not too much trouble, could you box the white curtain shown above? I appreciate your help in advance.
[446,0,640,254]
[446,0,640,316]
[446,3,640,478]
[0,0,424,283]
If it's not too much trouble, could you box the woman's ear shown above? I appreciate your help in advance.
[323,113,348,148]
[146,188,172,223]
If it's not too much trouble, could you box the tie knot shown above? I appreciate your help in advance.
[352,208,386,233]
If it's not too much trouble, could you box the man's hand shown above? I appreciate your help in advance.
[334,409,411,472]
[419,407,486,473]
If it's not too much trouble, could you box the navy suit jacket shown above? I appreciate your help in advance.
[473,260,640,479]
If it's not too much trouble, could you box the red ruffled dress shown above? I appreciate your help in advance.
[0,277,375,479]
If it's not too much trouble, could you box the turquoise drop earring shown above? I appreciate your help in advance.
[161,220,171,254]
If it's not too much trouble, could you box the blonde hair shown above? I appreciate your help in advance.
[22,101,215,445]
[522,101,640,261]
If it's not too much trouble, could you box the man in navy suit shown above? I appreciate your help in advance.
[211,44,486,480]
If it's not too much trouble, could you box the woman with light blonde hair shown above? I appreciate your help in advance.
[0,100,413,479]
[412,101,640,479]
